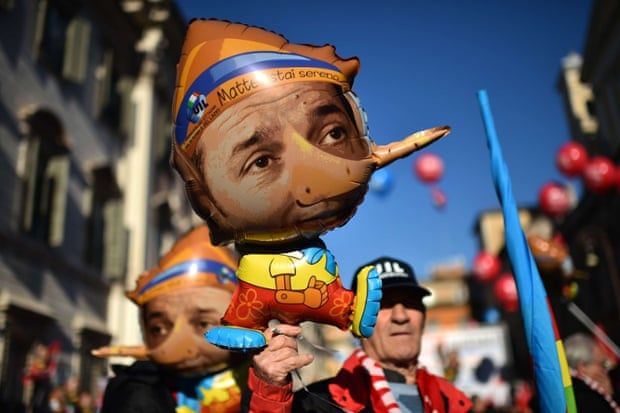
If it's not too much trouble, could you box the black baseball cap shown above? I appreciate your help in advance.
[351,256,431,298]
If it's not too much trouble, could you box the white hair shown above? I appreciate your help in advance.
[564,332,596,369]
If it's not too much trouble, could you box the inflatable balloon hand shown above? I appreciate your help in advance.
[171,19,449,351]
[302,276,329,308]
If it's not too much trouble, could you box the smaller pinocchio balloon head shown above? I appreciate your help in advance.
[171,19,450,246]
[92,225,239,373]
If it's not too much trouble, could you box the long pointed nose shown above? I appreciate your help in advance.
[288,131,374,204]
[372,126,451,168]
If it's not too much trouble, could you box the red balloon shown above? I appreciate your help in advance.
[494,273,519,312]
[414,152,444,184]
[556,142,588,178]
[538,182,570,218]
[431,187,447,209]
[472,251,501,282]
[583,156,616,194]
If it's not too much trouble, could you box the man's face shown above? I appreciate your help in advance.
[143,286,232,375]
[580,344,612,387]
[362,288,426,369]
[194,81,371,236]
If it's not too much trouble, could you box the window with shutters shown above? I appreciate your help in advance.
[94,49,135,138]
[33,0,90,83]
[17,108,69,246]
[0,299,54,412]
[84,166,127,280]
[73,326,110,399]
[62,17,90,83]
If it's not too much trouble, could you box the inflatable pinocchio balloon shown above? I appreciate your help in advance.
[171,19,450,350]
[92,226,246,413]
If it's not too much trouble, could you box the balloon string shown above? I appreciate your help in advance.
[293,369,353,413]
[297,335,339,355]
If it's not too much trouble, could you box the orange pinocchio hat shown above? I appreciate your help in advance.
[171,18,360,158]
[92,225,238,360]
[126,225,238,306]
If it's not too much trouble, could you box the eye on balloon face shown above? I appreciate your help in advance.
[194,81,375,240]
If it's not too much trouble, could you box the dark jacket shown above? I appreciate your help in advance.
[572,376,620,413]
[290,368,471,413]
[100,361,177,413]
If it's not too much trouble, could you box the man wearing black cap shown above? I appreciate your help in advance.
[243,256,472,413]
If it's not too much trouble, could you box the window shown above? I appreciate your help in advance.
[17,108,69,246]
[62,16,90,82]
[94,50,135,138]
[33,0,90,83]
[0,301,54,413]
[74,327,110,400]
[93,50,114,118]
[84,166,127,280]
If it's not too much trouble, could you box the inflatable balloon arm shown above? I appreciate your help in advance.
[274,276,328,308]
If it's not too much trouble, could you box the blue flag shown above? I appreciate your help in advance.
[477,90,575,413]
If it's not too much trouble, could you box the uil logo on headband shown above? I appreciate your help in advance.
[187,92,208,123]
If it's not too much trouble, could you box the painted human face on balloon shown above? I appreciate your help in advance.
[171,19,451,247]
[193,81,373,241]
[91,226,241,375]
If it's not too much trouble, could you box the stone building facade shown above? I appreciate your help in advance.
[0,1,192,410]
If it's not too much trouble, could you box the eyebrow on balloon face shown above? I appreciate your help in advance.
[193,307,219,316]
[145,310,168,323]
[310,103,347,123]
[232,133,263,157]
[230,124,282,155]
[229,101,347,157]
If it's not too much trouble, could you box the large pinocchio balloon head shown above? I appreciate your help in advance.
[171,19,450,246]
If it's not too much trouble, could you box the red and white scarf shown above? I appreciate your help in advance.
[327,349,471,413]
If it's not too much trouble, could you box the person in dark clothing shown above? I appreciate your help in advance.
[564,332,620,413]
[101,359,247,413]
[99,360,176,412]
[95,225,248,413]
[243,256,473,412]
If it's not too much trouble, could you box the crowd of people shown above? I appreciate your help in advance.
[25,224,620,412]
[46,377,100,413]
[22,362,103,413]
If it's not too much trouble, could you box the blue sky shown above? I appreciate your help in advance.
[174,0,593,285]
